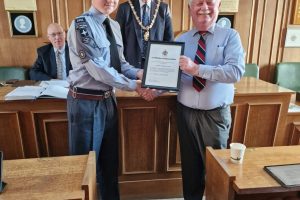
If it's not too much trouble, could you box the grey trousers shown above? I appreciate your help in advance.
[177,102,231,200]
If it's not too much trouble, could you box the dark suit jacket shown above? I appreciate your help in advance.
[29,43,72,80]
[116,0,174,68]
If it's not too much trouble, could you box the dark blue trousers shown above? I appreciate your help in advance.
[67,95,119,200]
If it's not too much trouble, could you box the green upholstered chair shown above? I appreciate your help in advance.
[244,64,259,79]
[274,62,300,93]
[0,67,26,81]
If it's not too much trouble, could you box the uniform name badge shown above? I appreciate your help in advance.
[142,41,185,91]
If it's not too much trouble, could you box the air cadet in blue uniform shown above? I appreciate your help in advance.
[67,0,146,199]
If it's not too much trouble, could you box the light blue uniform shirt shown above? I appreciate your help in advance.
[176,24,245,110]
[67,6,139,91]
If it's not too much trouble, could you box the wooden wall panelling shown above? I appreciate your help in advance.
[231,103,281,147]
[167,107,181,171]
[234,0,253,64]
[282,0,300,62]
[277,0,290,63]
[0,101,41,159]
[0,112,25,159]
[120,107,157,174]
[58,0,88,30]
[233,91,291,146]
[33,111,68,157]
[117,96,182,199]
[258,0,279,81]
[230,105,248,145]
[43,118,68,156]
[56,0,67,29]
[250,0,265,78]
[234,0,299,82]
[269,0,286,81]
[171,0,187,36]
[1,0,300,81]
[285,111,300,145]
[118,97,179,175]
[243,103,281,147]
[289,122,300,145]
[228,106,236,146]
[20,111,40,158]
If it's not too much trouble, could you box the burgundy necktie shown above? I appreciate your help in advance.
[193,32,206,92]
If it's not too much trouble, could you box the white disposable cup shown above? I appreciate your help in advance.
[230,143,246,164]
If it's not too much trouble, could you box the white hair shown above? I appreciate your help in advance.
[187,0,220,6]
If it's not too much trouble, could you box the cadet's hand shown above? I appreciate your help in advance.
[135,80,158,101]
[137,69,143,80]
[135,80,143,94]
[140,88,158,101]
[179,55,199,76]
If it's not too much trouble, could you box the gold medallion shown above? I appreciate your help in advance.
[144,31,149,41]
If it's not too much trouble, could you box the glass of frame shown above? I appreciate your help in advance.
[142,41,185,91]
[217,15,234,28]
[7,11,38,37]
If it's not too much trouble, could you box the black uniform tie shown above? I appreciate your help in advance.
[103,18,121,73]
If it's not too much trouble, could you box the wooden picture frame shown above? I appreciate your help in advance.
[7,11,38,37]
[285,25,300,47]
[217,15,235,28]
[293,0,300,24]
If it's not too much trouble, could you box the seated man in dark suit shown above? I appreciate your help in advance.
[116,0,174,69]
[30,23,72,80]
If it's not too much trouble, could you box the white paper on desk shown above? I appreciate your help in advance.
[4,86,45,100]
[4,85,68,100]
[39,85,68,99]
[39,80,69,88]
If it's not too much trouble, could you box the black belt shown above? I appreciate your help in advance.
[69,86,113,100]
[178,102,228,112]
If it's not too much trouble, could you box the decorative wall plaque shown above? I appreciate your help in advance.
[293,0,300,24]
[8,11,37,37]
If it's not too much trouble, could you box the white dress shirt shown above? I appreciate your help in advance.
[139,0,151,19]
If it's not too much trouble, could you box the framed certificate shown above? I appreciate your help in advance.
[142,41,184,91]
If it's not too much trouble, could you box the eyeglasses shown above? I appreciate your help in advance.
[48,32,64,38]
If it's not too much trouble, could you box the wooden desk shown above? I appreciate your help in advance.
[0,151,96,200]
[0,86,181,199]
[284,95,300,146]
[0,77,295,199]
[233,77,294,146]
[206,146,300,200]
